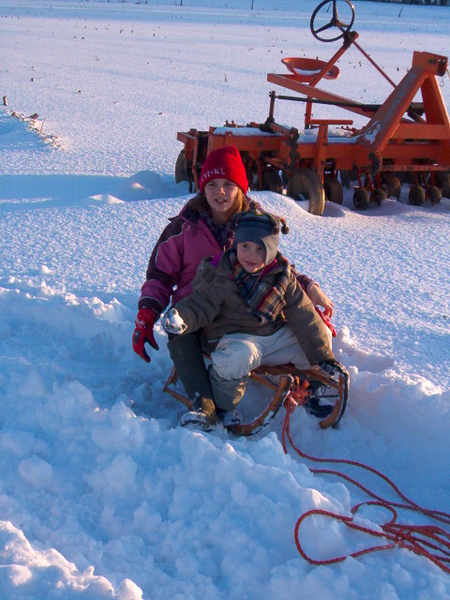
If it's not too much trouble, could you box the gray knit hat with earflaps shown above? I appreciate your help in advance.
[232,209,289,265]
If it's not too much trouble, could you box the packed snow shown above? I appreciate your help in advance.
[1,0,450,598]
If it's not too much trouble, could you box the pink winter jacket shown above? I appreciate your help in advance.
[138,202,315,316]
[139,205,224,314]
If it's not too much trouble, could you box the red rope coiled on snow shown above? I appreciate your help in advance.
[281,404,450,574]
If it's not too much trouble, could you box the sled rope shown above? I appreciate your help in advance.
[281,406,450,573]
[294,504,450,573]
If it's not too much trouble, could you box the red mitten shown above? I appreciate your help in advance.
[132,308,159,363]
[315,306,337,338]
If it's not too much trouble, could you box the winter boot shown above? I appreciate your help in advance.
[179,396,221,432]
[217,408,242,429]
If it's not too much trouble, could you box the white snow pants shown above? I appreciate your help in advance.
[209,325,332,411]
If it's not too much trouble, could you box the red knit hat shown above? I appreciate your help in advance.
[199,145,248,194]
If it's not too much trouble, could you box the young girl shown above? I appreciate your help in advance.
[162,208,338,431]
[132,145,334,415]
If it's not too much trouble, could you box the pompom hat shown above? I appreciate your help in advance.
[233,209,289,265]
[199,145,248,194]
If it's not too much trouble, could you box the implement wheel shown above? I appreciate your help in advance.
[434,172,450,199]
[175,150,188,183]
[409,185,425,206]
[324,176,343,204]
[287,168,325,215]
[381,173,401,200]
[353,187,369,209]
[371,188,386,206]
[426,186,442,206]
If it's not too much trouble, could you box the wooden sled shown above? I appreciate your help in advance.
[163,361,349,436]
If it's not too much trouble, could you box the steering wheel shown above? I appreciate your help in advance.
[310,0,356,43]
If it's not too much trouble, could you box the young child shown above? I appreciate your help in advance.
[162,208,338,431]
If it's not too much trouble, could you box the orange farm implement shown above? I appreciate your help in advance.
[175,0,450,215]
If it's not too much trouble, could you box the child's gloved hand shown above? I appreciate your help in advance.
[315,306,337,338]
[317,359,349,381]
[132,308,159,363]
[161,308,188,335]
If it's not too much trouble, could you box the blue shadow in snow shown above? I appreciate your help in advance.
[0,174,124,205]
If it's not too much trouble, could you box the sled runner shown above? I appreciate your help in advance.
[163,359,349,436]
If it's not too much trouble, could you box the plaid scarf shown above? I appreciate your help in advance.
[229,250,291,324]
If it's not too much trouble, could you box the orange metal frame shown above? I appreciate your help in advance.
[266,48,450,177]
[177,28,450,188]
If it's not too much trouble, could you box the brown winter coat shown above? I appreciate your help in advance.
[175,251,334,367]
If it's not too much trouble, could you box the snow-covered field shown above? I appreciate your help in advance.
[1,1,450,598]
